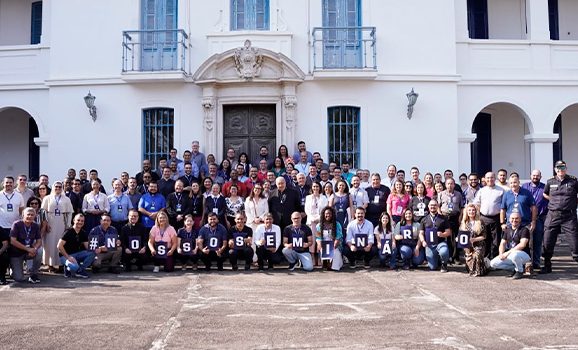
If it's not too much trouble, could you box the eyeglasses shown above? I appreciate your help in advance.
[30,202,39,206]
[54,186,62,188]
[556,166,567,170]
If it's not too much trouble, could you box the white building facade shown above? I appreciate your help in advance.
[1,0,578,184]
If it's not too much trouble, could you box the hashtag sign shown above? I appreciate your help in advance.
[89,237,98,250]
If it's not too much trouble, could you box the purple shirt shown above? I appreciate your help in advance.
[522,181,548,216]
[9,220,41,256]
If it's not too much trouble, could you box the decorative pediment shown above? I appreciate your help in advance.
[193,40,305,85]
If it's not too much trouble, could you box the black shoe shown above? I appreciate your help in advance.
[507,271,516,277]
[539,265,552,274]
[204,265,211,271]
[363,262,371,269]
[258,266,264,271]
[92,266,100,273]
[244,264,251,271]
[267,264,274,270]
[108,267,121,274]
[217,264,224,271]
[349,262,356,269]
[440,263,448,273]
[137,265,144,271]
[288,262,297,271]
[28,275,40,284]
[232,265,238,271]
[512,272,524,280]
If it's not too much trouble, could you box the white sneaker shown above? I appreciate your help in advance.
[153,266,160,273]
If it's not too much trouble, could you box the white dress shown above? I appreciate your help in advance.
[41,194,73,267]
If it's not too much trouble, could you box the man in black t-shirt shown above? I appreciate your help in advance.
[365,173,390,227]
[57,214,96,278]
[282,212,314,271]
[419,200,451,273]
[490,212,531,279]
[227,213,254,271]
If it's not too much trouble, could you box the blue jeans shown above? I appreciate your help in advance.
[399,245,425,267]
[10,247,43,282]
[425,242,450,270]
[282,248,313,271]
[60,250,96,274]
[378,246,397,268]
[490,250,530,273]
[532,215,546,267]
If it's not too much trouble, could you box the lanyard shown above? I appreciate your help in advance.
[4,192,14,202]
[212,196,219,207]
[176,193,182,204]
[93,193,99,205]
[356,221,365,234]
[159,228,166,240]
[183,228,193,240]
[115,194,123,204]
[55,195,61,208]
[513,191,519,202]
[24,224,32,242]
[510,228,519,247]
[293,226,301,236]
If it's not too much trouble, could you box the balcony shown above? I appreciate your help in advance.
[121,29,191,82]
[312,26,377,79]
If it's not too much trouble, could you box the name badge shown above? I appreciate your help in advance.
[176,204,182,213]
[192,210,199,215]
[264,232,277,249]
[301,198,305,206]
[212,208,219,214]
[54,209,61,216]
[457,230,471,249]
[338,208,344,213]
[156,241,168,258]
[24,239,32,247]
[233,233,245,250]
[373,196,379,204]
[105,233,118,250]
[180,239,193,255]
[150,204,156,210]
[6,203,13,212]
[117,205,123,212]
[354,234,368,249]
[396,206,403,215]
[322,229,331,240]
[425,227,438,246]
[448,203,454,210]
[321,240,334,260]
[128,236,141,252]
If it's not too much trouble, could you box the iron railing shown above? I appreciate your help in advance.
[312,26,376,70]
[122,29,189,73]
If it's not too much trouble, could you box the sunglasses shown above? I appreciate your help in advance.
[556,166,567,170]
[30,202,40,206]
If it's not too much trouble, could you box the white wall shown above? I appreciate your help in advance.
[0,0,36,45]
[488,0,527,39]
[558,0,578,40]
[0,108,30,179]
[485,103,530,176]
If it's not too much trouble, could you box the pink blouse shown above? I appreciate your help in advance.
[386,194,411,217]
[150,225,177,248]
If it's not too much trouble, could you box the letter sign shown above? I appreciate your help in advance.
[129,236,140,252]
[156,241,167,258]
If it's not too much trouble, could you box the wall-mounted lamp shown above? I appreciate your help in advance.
[406,88,418,120]
[84,91,97,122]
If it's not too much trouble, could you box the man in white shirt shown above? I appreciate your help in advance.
[0,176,25,235]
[473,172,504,259]
[253,213,283,271]
[344,207,376,268]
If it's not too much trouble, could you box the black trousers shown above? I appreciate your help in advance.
[543,210,578,261]
[256,246,283,268]
[229,246,255,267]
[178,252,199,265]
[446,214,460,261]
[0,250,9,281]
[122,250,148,269]
[343,245,377,265]
[480,214,502,259]
[200,250,228,268]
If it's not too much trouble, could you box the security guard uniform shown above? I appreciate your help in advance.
[542,171,578,272]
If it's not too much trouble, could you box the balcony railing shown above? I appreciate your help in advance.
[312,26,376,70]
[122,29,189,73]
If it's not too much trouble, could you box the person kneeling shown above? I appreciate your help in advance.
[228,213,254,271]
[198,212,228,271]
[282,212,314,272]
[490,212,531,280]
[148,211,178,272]
[58,214,95,279]
[9,208,43,284]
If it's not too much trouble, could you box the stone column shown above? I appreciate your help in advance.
[202,96,217,156]
[282,95,297,149]
[525,133,558,176]
[458,133,476,174]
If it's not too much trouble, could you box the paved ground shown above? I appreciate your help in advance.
[2,243,578,350]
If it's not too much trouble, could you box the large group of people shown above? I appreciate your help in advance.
[1,139,577,285]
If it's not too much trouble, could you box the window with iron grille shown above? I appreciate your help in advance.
[327,106,360,169]
[143,108,174,167]
[231,0,269,30]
